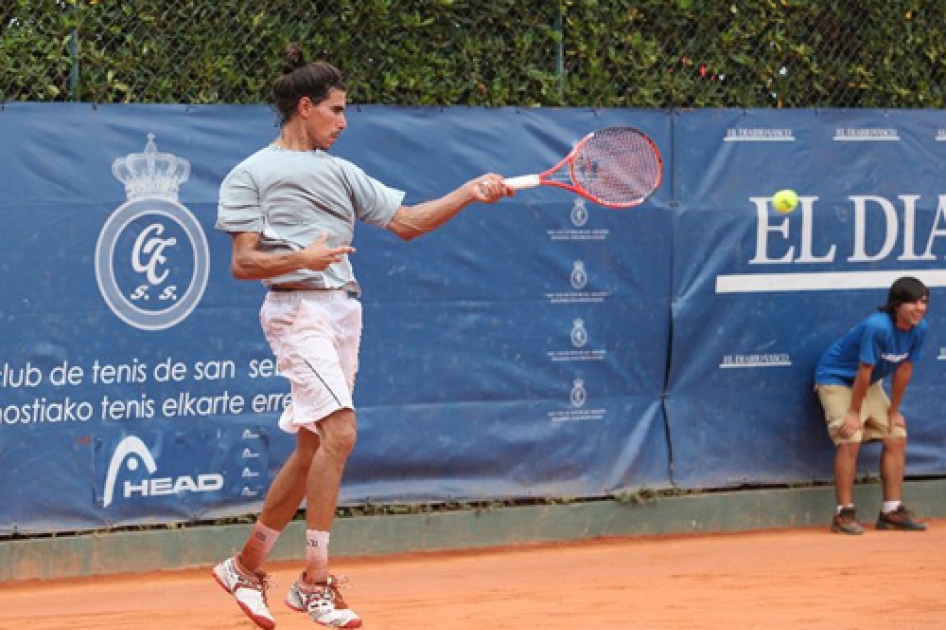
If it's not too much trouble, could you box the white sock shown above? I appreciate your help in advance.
[304,529,331,583]
[836,504,854,514]
[882,500,901,514]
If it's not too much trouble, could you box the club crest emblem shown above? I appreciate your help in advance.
[570,378,587,408]
[570,260,588,290]
[95,134,209,331]
[570,198,589,227]
[570,319,588,348]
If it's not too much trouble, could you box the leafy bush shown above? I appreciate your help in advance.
[2,2,945,109]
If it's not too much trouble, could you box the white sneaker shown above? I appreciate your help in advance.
[212,556,276,629]
[285,574,362,628]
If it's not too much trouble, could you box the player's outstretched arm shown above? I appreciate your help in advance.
[387,173,512,241]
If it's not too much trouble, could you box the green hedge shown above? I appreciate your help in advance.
[2,0,945,107]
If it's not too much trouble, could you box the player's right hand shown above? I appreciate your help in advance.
[837,411,862,440]
[298,233,355,271]
[471,173,514,203]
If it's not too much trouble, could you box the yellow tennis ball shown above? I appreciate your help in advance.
[772,189,799,213]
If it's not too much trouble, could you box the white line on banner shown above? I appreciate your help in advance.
[723,137,795,142]
[832,137,900,142]
[719,361,793,368]
[715,270,946,294]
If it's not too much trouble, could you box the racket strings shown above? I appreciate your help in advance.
[571,129,662,207]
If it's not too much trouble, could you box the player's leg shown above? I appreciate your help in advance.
[284,409,362,628]
[866,386,926,531]
[817,384,864,535]
[876,437,924,530]
[305,408,357,535]
[211,292,316,629]
[281,295,363,627]
[239,291,330,566]
[833,443,860,507]
[211,387,322,629]
[879,435,905,503]
[256,428,321,534]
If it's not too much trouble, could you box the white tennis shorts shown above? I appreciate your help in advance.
[259,289,362,434]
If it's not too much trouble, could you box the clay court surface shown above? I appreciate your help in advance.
[3,521,944,630]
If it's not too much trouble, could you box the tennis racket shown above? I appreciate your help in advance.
[504,126,663,209]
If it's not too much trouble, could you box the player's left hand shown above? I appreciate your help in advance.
[889,411,906,434]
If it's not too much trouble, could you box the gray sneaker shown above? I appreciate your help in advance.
[876,505,928,531]
[285,574,362,628]
[831,507,864,535]
[212,556,276,629]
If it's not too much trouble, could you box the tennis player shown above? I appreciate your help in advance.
[212,44,512,629]
[814,276,930,536]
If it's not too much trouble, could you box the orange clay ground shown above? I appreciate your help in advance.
[2,520,944,630]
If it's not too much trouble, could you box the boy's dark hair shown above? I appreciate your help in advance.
[272,44,346,127]
[879,276,929,315]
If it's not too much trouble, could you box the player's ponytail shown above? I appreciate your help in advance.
[272,44,346,127]
[281,43,306,75]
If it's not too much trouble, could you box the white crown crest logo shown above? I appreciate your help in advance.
[112,133,190,201]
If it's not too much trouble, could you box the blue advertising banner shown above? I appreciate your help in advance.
[2,104,944,534]
[668,109,946,487]
[0,104,673,534]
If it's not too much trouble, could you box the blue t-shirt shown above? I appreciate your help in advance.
[815,311,927,386]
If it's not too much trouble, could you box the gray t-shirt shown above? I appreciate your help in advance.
[216,145,405,291]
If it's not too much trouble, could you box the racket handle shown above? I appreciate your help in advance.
[503,174,541,190]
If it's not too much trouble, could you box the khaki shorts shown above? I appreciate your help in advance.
[260,289,362,435]
[815,382,907,445]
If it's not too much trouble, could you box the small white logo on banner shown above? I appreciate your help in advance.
[570,377,587,408]
[570,260,588,290]
[571,318,588,348]
[570,198,589,227]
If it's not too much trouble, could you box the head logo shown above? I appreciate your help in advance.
[102,436,157,508]
[95,134,209,331]
[102,435,224,508]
